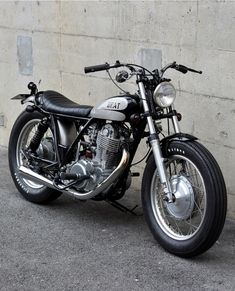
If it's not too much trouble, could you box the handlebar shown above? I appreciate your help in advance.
[84,63,110,74]
[84,60,202,79]
[84,61,123,74]
[174,64,202,74]
[160,61,202,76]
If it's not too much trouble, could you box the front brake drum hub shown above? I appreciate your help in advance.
[166,175,195,220]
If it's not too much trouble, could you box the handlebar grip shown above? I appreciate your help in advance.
[84,63,110,74]
[177,65,188,74]
[175,64,202,74]
[187,67,202,74]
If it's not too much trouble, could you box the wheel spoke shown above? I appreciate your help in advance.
[193,199,204,218]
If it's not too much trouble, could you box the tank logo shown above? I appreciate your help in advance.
[97,98,128,111]
[107,101,121,109]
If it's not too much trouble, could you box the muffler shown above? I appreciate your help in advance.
[18,148,130,200]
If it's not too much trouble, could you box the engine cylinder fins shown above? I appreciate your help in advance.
[95,124,122,170]
[97,133,120,152]
[18,148,130,200]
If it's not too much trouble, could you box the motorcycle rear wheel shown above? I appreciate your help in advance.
[141,140,227,257]
[8,111,61,204]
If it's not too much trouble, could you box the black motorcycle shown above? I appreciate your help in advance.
[8,60,227,257]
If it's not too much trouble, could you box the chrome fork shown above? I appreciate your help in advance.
[138,81,175,202]
[171,104,181,133]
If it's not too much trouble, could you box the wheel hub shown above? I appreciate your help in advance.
[166,175,194,220]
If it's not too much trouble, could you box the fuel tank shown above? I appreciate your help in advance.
[90,95,139,121]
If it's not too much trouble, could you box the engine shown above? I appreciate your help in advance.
[66,123,130,192]
[94,124,122,170]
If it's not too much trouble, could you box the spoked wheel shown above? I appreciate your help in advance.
[142,140,227,257]
[8,111,61,203]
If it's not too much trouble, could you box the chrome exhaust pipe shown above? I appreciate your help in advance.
[18,148,130,200]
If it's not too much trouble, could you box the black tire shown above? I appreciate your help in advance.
[141,140,227,258]
[8,110,61,204]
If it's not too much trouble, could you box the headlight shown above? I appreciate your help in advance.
[153,82,176,108]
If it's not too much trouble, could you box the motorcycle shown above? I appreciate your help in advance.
[8,60,227,257]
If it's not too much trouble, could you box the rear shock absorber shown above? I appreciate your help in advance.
[29,118,49,153]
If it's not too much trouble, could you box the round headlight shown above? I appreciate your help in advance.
[153,82,176,108]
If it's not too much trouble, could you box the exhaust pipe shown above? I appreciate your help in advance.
[18,148,130,200]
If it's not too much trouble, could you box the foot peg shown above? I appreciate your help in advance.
[60,172,89,181]
[60,172,79,180]
[55,173,90,190]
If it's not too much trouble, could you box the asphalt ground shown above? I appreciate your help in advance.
[0,146,235,291]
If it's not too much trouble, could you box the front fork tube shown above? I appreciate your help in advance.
[138,81,175,202]
[171,104,181,134]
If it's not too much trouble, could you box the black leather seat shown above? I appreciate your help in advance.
[40,90,92,117]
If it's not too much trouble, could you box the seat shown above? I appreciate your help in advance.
[40,90,92,117]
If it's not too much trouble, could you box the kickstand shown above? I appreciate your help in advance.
[106,200,140,216]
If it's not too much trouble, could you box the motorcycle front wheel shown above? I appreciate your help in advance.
[141,140,227,257]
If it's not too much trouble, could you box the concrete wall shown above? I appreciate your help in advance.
[0,0,235,217]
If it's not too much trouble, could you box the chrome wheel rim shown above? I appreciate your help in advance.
[150,155,207,240]
[16,119,45,189]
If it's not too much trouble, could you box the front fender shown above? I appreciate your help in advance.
[146,133,198,162]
